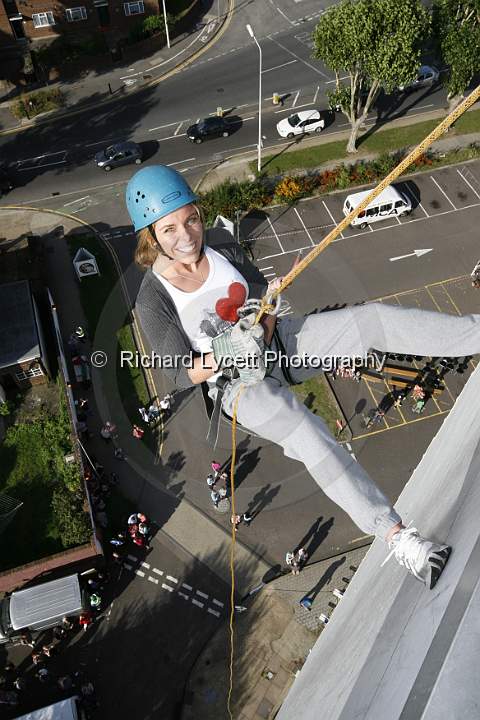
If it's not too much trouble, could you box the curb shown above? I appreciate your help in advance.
[0,0,234,137]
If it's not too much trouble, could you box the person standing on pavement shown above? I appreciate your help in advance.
[126,165,480,591]
[211,461,222,479]
[242,510,253,527]
[100,421,115,443]
[211,489,221,508]
[206,473,216,489]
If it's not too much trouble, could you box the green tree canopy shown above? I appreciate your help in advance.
[433,0,480,109]
[312,0,431,152]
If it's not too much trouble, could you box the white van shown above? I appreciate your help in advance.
[14,696,85,720]
[343,186,412,228]
[0,574,87,644]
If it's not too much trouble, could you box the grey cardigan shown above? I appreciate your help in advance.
[135,227,268,388]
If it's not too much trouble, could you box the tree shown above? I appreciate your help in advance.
[312,0,431,153]
[433,0,480,112]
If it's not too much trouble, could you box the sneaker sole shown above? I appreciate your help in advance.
[428,546,452,590]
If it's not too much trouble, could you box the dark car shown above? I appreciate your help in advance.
[94,141,142,172]
[186,117,231,144]
[0,168,14,196]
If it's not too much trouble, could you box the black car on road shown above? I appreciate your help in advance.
[95,141,142,172]
[0,168,13,196]
[186,117,231,144]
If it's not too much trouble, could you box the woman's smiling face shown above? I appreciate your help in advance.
[152,204,203,263]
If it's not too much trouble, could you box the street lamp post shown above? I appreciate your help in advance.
[162,0,170,49]
[246,24,262,173]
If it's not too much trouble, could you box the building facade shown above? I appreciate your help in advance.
[0,0,161,50]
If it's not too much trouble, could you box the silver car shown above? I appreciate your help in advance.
[95,141,142,172]
[399,65,439,93]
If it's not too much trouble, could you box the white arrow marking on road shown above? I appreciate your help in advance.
[389,249,433,262]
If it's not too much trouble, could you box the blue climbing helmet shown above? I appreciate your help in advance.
[125,165,199,232]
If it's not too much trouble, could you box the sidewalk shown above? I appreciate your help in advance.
[195,105,480,192]
[182,544,370,720]
[0,0,230,133]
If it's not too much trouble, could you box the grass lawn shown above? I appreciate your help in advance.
[292,375,339,437]
[258,108,480,176]
[0,385,79,572]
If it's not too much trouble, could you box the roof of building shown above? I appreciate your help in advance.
[277,363,480,720]
[0,280,40,370]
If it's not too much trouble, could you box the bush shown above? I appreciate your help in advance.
[273,176,305,203]
[128,13,174,44]
[12,88,65,119]
[52,482,91,547]
[199,177,272,225]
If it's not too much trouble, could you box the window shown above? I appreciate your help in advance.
[379,203,392,213]
[366,207,379,217]
[65,6,87,21]
[32,11,55,27]
[15,367,44,381]
[124,1,144,15]
[395,200,405,208]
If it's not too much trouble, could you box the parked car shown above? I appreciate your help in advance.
[186,117,231,143]
[398,65,439,93]
[0,167,13,196]
[94,141,142,172]
[276,109,325,139]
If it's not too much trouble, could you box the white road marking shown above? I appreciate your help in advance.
[325,75,350,84]
[268,36,329,78]
[127,554,137,562]
[208,608,221,617]
[403,185,429,217]
[148,120,187,132]
[294,206,315,246]
[192,599,204,608]
[275,100,315,114]
[174,122,184,136]
[182,582,193,590]
[259,266,274,271]
[390,249,433,262]
[157,133,187,142]
[135,570,145,577]
[153,568,163,576]
[267,215,285,253]
[141,561,150,569]
[212,599,224,607]
[167,158,195,166]
[263,272,276,277]
[292,90,300,107]
[272,3,295,25]
[148,576,159,585]
[430,175,457,210]
[63,195,90,206]
[313,85,320,104]
[196,590,209,599]
[263,60,297,74]
[457,168,480,199]
[178,592,189,600]
[162,583,174,592]
[123,564,132,571]
[322,200,344,239]
[166,575,178,583]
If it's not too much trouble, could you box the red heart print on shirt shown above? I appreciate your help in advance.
[215,282,247,323]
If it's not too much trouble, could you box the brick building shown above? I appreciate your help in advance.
[0,0,162,50]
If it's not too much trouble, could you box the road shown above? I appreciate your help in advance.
[0,0,449,203]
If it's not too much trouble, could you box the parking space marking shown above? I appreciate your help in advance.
[268,35,329,77]
[322,201,344,239]
[403,184,429,217]
[430,175,457,210]
[259,265,273,271]
[174,122,184,136]
[162,583,174,592]
[294,207,315,246]
[313,85,320,103]
[292,90,300,107]
[263,60,297,74]
[457,168,480,200]
[267,215,285,253]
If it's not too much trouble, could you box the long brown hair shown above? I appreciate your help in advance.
[134,204,205,269]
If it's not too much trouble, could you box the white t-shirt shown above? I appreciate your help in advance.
[153,246,249,353]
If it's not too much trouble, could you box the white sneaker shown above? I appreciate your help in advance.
[384,527,451,589]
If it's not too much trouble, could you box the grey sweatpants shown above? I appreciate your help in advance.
[222,302,480,539]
